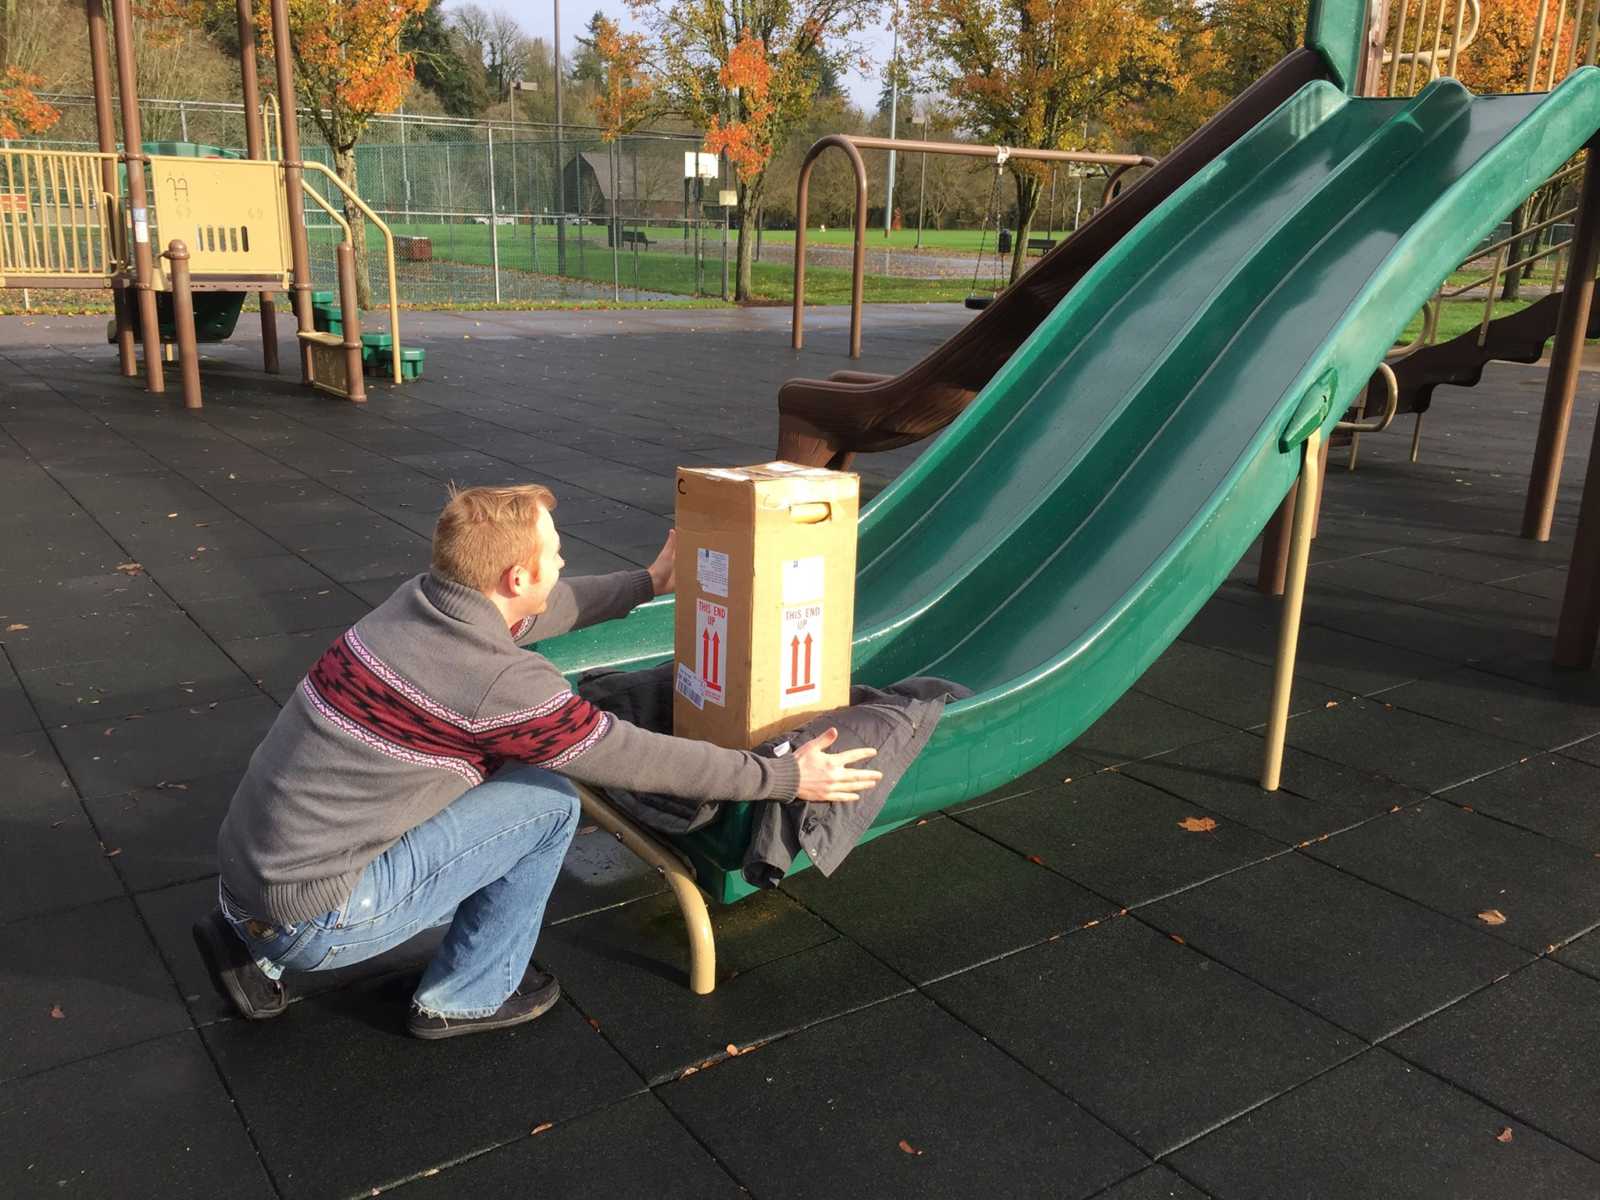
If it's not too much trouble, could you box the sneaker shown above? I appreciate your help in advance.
[407,970,561,1040]
[192,909,288,1020]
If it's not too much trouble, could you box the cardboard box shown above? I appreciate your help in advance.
[673,462,859,748]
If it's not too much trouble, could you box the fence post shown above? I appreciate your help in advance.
[721,208,729,300]
[488,124,502,303]
[179,102,189,142]
[610,141,621,302]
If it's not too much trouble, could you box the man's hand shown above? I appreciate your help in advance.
[648,530,677,596]
[792,727,882,803]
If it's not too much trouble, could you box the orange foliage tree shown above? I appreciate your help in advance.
[905,0,1178,282]
[0,66,60,140]
[603,0,878,300]
[145,0,427,306]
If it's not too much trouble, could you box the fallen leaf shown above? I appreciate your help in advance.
[575,824,598,836]
[114,562,144,576]
[1169,933,1186,945]
[5,623,27,632]
[678,1066,699,1078]
[1496,1127,1514,1143]
[725,1043,740,1056]
[1178,816,1218,833]
[1324,700,1339,709]
[1025,854,1045,865]
[49,1004,65,1019]
[1081,919,1100,929]
[898,1139,924,1157]
[587,1017,601,1032]
[166,512,178,518]
[530,1122,553,1136]
[1478,909,1508,926]
[420,1168,439,1178]
[104,847,121,858]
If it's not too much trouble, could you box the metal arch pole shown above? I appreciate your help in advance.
[791,135,868,357]
[1524,143,1600,542]
[236,0,278,375]
[84,0,136,377]
[110,0,164,394]
[574,784,716,994]
[269,0,316,384]
[1261,427,1323,791]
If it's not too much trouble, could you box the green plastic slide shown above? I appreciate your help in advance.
[543,70,1600,902]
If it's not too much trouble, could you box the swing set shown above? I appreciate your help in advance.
[790,134,1157,353]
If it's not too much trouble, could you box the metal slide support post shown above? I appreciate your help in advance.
[1523,143,1600,542]
[237,0,278,374]
[791,136,868,356]
[336,242,367,403]
[85,0,136,377]
[164,241,203,409]
[574,784,716,994]
[110,0,164,393]
[1261,427,1323,791]
[269,0,316,384]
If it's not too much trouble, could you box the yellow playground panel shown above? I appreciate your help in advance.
[0,149,120,286]
[146,156,291,287]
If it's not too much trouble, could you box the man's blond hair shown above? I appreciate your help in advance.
[431,483,557,591]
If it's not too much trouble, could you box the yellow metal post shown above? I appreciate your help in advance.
[1261,427,1323,792]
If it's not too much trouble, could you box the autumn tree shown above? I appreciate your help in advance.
[600,0,879,301]
[905,0,1178,282]
[0,0,62,140]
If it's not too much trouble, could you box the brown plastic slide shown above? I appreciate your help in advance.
[776,48,1332,469]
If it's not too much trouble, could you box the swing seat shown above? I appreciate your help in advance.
[964,294,996,311]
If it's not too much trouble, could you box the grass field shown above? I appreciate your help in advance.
[358,222,973,304]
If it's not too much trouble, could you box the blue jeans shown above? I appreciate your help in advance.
[221,764,580,1018]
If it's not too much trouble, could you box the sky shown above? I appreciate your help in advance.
[482,0,899,113]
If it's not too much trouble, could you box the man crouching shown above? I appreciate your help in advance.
[195,484,879,1039]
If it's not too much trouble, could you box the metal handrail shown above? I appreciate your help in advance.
[263,94,282,163]
[299,178,353,243]
[300,160,402,384]
[1383,0,1482,87]
[1340,362,1399,434]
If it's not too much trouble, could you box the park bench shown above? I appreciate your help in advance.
[1027,236,1057,255]
[609,228,653,250]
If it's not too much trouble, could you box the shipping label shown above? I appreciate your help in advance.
[694,598,728,706]
[696,547,730,597]
[779,603,823,708]
[675,662,705,710]
[781,556,824,604]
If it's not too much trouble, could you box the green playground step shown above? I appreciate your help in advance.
[361,332,424,380]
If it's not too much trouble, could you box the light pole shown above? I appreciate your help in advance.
[554,0,566,274]
[911,96,927,248]
[883,25,899,239]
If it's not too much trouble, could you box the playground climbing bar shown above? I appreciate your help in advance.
[790,135,1157,358]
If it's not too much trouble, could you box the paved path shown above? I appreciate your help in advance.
[4,305,1600,1198]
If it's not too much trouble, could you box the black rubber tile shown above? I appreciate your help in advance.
[184,584,370,641]
[144,553,337,603]
[1382,666,1600,750]
[1392,960,1600,1160]
[0,1030,275,1199]
[298,537,430,584]
[82,769,241,893]
[267,515,421,554]
[135,875,445,1025]
[1122,732,1423,844]
[946,746,1104,814]
[1142,854,1528,1040]
[341,574,416,607]
[544,821,666,924]
[1091,1166,1209,1200]
[1558,730,1600,770]
[1304,589,1547,667]
[782,817,1111,983]
[1423,582,1561,636]
[1490,566,1568,599]
[1442,753,1600,851]
[49,694,279,797]
[1171,1047,1600,1199]
[0,565,169,624]
[203,976,644,1199]
[1305,800,1600,954]
[0,897,190,1082]
[221,625,341,702]
[1312,554,1459,602]
[929,918,1360,1156]
[0,731,122,922]
[0,678,36,735]
[1559,925,1600,981]
[1282,697,1535,793]
[538,888,907,1083]
[1073,692,1237,765]
[956,772,1285,908]
[1132,641,1345,730]
[660,993,1146,1200]
[115,515,287,565]
[1377,540,1543,585]
[397,1093,743,1197]
[557,535,649,577]
[0,607,214,674]
[18,641,258,726]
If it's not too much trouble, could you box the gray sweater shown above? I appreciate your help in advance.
[217,569,800,925]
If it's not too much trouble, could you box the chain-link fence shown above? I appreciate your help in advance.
[27,95,732,304]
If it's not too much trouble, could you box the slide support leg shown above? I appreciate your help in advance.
[1261,427,1322,791]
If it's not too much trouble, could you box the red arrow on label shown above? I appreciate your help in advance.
[709,632,721,690]
[786,633,815,695]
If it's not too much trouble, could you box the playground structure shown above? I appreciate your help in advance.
[0,0,404,408]
[788,134,1156,358]
[535,0,1600,995]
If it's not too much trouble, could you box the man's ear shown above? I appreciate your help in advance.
[502,561,527,596]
